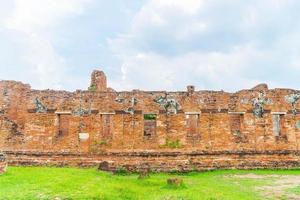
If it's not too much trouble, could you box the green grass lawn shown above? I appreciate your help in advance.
[2,167,300,200]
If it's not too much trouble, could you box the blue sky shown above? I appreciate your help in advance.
[0,0,300,92]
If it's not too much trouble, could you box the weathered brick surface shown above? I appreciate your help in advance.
[1,71,300,171]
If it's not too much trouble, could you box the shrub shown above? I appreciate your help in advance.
[144,114,156,120]
[88,84,97,92]
[161,139,182,149]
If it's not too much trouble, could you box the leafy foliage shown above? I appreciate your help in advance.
[144,114,156,120]
[160,139,182,149]
[88,84,97,92]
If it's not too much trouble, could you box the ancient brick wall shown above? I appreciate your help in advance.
[1,71,300,171]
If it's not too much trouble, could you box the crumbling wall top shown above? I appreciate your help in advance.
[251,83,268,91]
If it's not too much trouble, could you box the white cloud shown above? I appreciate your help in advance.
[112,43,264,91]
[4,0,90,33]
[21,34,67,89]
[0,0,92,89]
[155,0,203,15]
[108,0,300,91]
[1,0,300,91]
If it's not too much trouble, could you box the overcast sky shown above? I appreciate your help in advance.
[0,0,300,92]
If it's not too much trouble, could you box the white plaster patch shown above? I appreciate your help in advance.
[79,133,89,141]
[245,119,254,126]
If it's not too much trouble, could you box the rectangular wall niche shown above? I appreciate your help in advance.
[272,114,285,136]
[57,113,70,136]
[186,114,199,135]
[185,113,200,143]
[229,113,244,136]
[143,114,156,138]
[102,114,113,139]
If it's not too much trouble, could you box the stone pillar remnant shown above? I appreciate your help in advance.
[90,70,107,92]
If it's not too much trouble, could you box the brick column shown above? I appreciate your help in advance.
[89,70,107,92]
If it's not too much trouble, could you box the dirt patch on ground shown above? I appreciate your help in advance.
[228,173,281,179]
[228,174,300,200]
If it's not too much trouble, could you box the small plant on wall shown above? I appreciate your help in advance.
[89,139,110,153]
[144,114,156,120]
[88,84,97,92]
[160,138,182,149]
[232,130,241,137]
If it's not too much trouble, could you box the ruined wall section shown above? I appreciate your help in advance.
[2,74,300,168]
[0,81,31,150]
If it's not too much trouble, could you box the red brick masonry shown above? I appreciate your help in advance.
[1,71,300,171]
